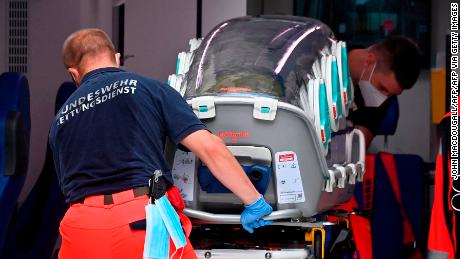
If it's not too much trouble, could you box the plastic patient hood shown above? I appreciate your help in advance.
[166,15,366,221]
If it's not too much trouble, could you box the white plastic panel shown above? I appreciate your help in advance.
[189,38,202,52]
[330,39,338,56]
[307,79,315,115]
[253,97,278,121]
[336,41,349,117]
[227,146,272,164]
[325,55,339,132]
[168,74,184,93]
[313,78,331,155]
[312,78,323,153]
[320,54,327,81]
[191,96,216,119]
[312,58,321,79]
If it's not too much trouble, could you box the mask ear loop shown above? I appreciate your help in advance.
[68,72,77,85]
[169,245,185,259]
[359,62,377,81]
[368,62,377,81]
[358,66,366,81]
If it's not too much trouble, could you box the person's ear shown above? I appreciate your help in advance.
[115,53,121,67]
[365,51,377,67]
[67,68,80,86]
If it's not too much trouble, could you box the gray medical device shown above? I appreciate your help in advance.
[167,15,365,224]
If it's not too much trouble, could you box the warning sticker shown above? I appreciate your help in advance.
[171,150,196,201]
[275,151,305,204]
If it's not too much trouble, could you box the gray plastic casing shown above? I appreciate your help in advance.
[165,96,361,217]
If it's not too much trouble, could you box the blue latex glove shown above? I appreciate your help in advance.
[240,195,273,233]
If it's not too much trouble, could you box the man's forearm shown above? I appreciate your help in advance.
[199,141,261,205]
[181,130,261,205]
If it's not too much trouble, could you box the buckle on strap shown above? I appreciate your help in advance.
[148,170,172,202]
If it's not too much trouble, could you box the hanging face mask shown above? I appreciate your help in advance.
[143,203,170,259]
[358,63,388,107]
[155,195,186,249]
[144,170,186,259]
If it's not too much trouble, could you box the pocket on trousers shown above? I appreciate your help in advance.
[129,219,146,230]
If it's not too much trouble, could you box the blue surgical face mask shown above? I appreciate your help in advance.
[144,204,170,259]
[144,169,186,258]
[358,63,388,107]
[155,195,187,249]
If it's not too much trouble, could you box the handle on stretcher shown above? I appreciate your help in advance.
[345,128,365,165]
[183,208,302,223]
[352,128,366,166]
[351,128,366,181]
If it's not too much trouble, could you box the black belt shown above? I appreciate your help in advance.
[72,186,150,205]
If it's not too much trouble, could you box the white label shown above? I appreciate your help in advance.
[275,151,305,204]
[171,150,196,201]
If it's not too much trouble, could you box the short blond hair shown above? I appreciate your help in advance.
[62,28,115,68]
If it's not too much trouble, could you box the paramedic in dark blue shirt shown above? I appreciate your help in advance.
[50,28,272,259]
[347,36,421,147]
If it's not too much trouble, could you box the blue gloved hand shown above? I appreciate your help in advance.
[240,195,273,233]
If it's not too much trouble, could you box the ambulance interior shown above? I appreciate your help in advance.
[0,0,452,259]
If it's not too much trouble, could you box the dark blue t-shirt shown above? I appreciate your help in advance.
[49,67,206,203]
[348,87,392,135]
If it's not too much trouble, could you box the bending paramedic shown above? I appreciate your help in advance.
[49,28,272,259]
[347,36,422,147]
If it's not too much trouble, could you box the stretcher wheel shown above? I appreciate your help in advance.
[313,231,324,259]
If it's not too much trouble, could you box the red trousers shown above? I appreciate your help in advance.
[58,188,197,259]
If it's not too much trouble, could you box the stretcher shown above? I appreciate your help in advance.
[166,15,366,259]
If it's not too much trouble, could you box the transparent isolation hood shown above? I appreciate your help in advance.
[181,15,335,107]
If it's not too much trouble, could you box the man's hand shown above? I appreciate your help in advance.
[240,195,273,233]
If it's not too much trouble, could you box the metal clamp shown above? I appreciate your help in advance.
[346,163,357,184]
[356,161,365,182]
[324,169,336,192]
[333,165,347,188]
